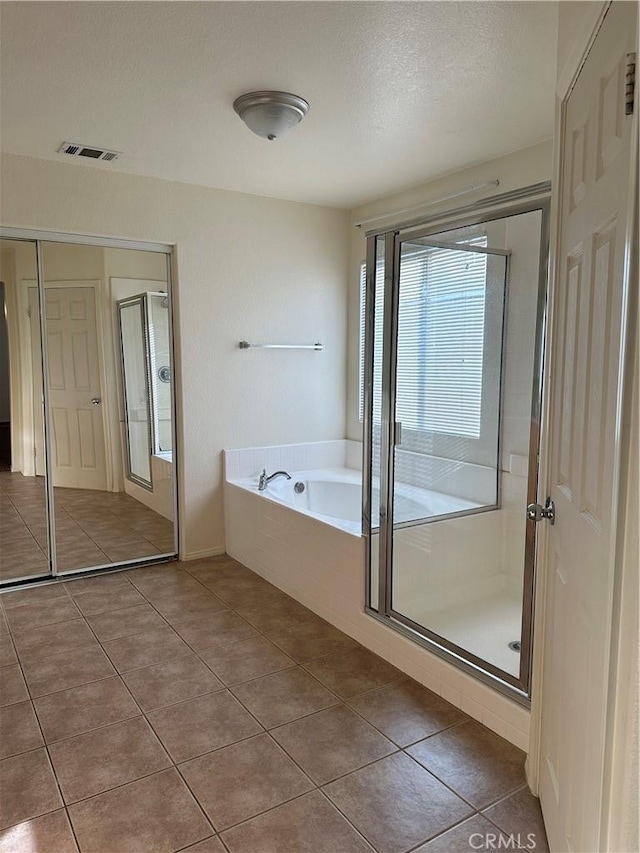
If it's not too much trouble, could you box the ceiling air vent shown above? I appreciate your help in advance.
[57,142,121,162]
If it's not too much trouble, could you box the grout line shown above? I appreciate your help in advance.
[315,788,378,852]
[4,554,531,852]
[43,587,217,842]
[1,610,84,852]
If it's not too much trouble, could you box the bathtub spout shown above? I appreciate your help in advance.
[258,469,292,491]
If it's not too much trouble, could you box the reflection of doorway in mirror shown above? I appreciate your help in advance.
[115,287,174,524]
[31,284,107,490]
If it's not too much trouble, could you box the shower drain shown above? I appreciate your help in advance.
[508,640,521,652]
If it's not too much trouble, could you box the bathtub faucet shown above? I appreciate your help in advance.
[258,469,292,491]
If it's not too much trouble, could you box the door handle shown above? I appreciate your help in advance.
[91,397,101,406]
[526,497,555,525]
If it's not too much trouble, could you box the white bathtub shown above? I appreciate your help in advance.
[229,467,480,535]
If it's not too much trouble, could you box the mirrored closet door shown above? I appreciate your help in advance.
[0,233,178,585]
[0,239,51,584]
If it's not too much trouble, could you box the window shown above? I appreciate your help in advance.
[359,238,488,439]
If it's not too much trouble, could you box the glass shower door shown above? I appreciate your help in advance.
[364,199,549,697]
[118,297,152,488]
[385,238,511,675]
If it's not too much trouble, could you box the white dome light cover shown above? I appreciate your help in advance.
[233,91,309,141]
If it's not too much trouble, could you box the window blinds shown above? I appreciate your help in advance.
[359,238,488,439]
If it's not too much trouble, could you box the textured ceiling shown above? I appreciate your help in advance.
[0,1,558,209]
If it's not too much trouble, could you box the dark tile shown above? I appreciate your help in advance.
[102,627,192,673]
[221,790,373,853]
[348,678,468,746]
[0,748,63,830]
[12,620,97,662]
[483,787,549,852]
[324,752,472,853]
[187,561,254,584]
[181,839,226,853]
[0,809,79,852]
[3,598,79,632]
[413,814,499,852]
[1,584,70,609]
[153,594,231,626]
[231,667,339,728]
[122,654,223,711]
[49,717,171,803]
[199,636,294,686]
[272,704,396,784]
[33,677,140,743]
[0,665,29,707]
[68,769,212,853]
[171,611,256,650]
[180,733,313,830]
[407,721,527,808]
[202,574,288,610]
[21,646,116,699]
[269,619,358,662]
[0,639,18,669]
[0,701,44,758]
[238,598,322,637]
[147,690,262,762]
[136,575,214,602]
[72,586,147,616]
[305,646,403,699]
[124,563,187,587]
[64,572,132,596]
[85,603,166,641]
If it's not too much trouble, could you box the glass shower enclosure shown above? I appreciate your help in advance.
[363,186,550,700]
[118,292,172,490]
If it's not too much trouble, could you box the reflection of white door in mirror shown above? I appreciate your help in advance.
[30,284,107,490]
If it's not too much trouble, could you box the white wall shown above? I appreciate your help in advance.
[0,152,350,558]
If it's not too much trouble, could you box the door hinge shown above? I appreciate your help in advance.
[626,53,636,116]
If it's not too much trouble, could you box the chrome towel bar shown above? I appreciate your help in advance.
[238,341,324,351]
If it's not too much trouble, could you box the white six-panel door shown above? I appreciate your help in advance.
[30,284,108,490]
[539,3,637,851]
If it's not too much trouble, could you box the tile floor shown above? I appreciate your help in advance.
[0,556,549,853]
[0,472,175,582]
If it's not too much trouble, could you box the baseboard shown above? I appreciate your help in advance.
[181,546,226,561]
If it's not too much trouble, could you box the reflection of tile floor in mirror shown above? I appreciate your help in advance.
[0,556,549,853]
[0,472,174,582]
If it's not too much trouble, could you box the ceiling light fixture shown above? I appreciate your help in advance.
[233,91,309,141]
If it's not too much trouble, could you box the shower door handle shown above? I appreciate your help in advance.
[526,497,555,525]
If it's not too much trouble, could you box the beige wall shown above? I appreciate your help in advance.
[0,152,350,558]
